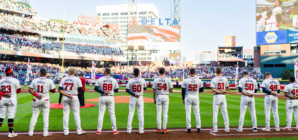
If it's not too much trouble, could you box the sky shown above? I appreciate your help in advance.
[29,0,256,61]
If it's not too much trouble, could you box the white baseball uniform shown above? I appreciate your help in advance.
[257,11,267,32]
[0,76,21,119]
[210,76,229,131]
[261,78,280,128]
[152,76,173,130]
[95,76,119,132]
[29,77,56,136]
[284,83,298,129]
[181,77,203,129]
[59,75,83,135]
[126,77,147,133]
[266,7,282,31]
[238,77,258,130]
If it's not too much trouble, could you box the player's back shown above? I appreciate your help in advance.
[211,76,229,91]
[127,77,146,95]
[239,77,257,94]
[60,75,81,95]
[0,76,20,100]
[182,77,203,96]
[97,76,118,96]
[31,77,55,99]
[284,83,298,100]
[262,78,280,92]
[153,77,172,95]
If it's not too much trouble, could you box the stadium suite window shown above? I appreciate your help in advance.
[139,11,147,15]
[121,12,128,15]
[98,13,101,16]
[111,13,119,16]
[102,13,110,16]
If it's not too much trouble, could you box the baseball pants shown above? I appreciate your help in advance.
[78,91,85,106]
[265,23,279,31]
[238,95,257,130]
[127,96,144,133]
[97,96,117,131]
[156,95,169,130]
[63,96,83,134]
[29,100,50,136]
[286,100,298,128]
[213,95,229,131]
[264,95,279,128]
[0,99,17,119]
[185,95,201,129]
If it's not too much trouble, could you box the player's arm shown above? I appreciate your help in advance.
[199,81,204,93]
[225,79,230,91]
[169,79,173,93]
[152,80,157,104]
[114,79,119,93]
[50,81,56,93]
[16,82,21,94]
[58,84,73,99]
[77,79,83,94]
[0,86,10,98]
[181,80,186,104]
[94,80,105,94]
[284,92,298,100]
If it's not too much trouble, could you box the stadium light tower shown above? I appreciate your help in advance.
[127,0,138,66]
[170,0,180,26]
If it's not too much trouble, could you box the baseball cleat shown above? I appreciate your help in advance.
[78,130,86,135]
[113,131,119,134]
[262,128,270,132]
[275,127,280,131]
[95,131,101,135]
[44,133,52,137]
[156,129,162,134]
[163,129,169,134]
[296,128,298,131]
[224,129,229,132]
[197,128,201,133]
[8,133,17,138]
[253,128,257,132]
[236,128,243,132]
[127,132,131,134]
[28,130,33,136]
[282,127,292,131]
[210,129,218,132]
[185,129,191,133]
[139,131,144,134]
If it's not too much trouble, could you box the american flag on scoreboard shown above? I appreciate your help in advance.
[127,25,180,42]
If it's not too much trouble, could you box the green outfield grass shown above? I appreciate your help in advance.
[0,89,294,132]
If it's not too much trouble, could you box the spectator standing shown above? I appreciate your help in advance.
[78,73,86,107]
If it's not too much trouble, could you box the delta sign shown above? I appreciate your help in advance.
[141,18,179,26]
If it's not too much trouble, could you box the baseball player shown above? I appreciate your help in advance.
[182,68,203,133]
[94,68,119,135]
[152,67,173,134]
[58,67,86,135]
[257,6,269,32]
[126,68,147,134]
[266,0,282,31]
[210,68,230,133]
[28,69,56,137]
[292,1,298,29]
[283,76,298,131]
[236,72,258,132]
[261,72,280,131]
[0,68,21,138]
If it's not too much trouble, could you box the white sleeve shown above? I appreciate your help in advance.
[169,79,173,89]
[225,79,229,87]
[50,80,56,90]
[261,81,266,88]
[59,79,63,87]
[210,79,215,88]
[181,80,186,88]
[277,81,280,90]
[284,85,288,93]
[126,80,130,89]
[152,79,157,89]
[238,79,243,88]
[143,79,147,88]
[254,80,258,89]
[200,80,203,88]
[29,80,34,89]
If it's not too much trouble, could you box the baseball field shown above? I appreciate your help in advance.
[0,86,298,140]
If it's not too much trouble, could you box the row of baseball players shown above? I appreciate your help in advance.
[0,66,298,138]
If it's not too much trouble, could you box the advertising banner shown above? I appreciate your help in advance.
[225,36,236,46]
[260,44,290,56]
[256,30,287,45]
[287,30,298,43]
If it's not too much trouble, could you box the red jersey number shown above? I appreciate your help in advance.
[1,85,11,93]
[218,83,224,90]
[64,83,74,91]
[103,84,113,91]
[245,84,254,90]
[291,89,298,96]
[157,83,167,90]
[269,85,278,91]
[132,85,142,92]
[188,84,198,91]
[37,85,44,93]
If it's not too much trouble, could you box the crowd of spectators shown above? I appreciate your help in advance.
[0,34,124,56]
[0,0,36,14]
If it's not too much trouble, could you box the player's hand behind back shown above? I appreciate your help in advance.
[134,94,140,98]
[104,91,109,95]
[4,93,11,98]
